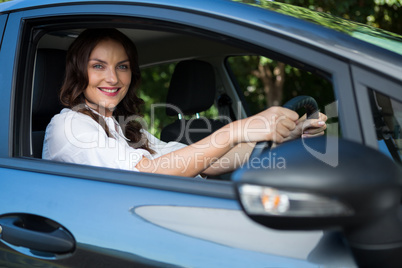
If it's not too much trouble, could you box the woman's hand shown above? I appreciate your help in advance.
[284,112,327,142]
[233,106,299,144]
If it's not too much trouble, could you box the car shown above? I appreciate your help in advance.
[0,0,401,267]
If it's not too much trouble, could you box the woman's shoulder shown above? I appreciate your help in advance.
[48,108,100,132]
[51,108,96,122]
[52,108,91,120]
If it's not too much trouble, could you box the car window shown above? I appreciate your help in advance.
[26,26,236,160]
[369,89,402,163]
[27,29,341,160]
[226,55,335,116]
[226,55,340,137]
[14,12,344,182]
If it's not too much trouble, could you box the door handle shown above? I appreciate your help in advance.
[0,214,75,254]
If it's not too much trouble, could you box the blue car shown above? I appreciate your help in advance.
[0,0,401,267]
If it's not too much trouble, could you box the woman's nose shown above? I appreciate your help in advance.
[105,68,118,84]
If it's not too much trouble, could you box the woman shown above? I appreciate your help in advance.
[43,28,327,177]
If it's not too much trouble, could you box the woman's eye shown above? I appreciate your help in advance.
[93,64,103,69]
[118,64,129,70]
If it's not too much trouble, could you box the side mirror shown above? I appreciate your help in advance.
[232,136,402,267]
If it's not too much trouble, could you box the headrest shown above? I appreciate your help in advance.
[166,60,216,116]
[32,49,66,130]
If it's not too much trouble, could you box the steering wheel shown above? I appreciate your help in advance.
[249,95,319,158]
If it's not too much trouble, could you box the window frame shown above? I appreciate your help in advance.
[0,14,8,49]
[351,64,402,155]
[6,3,357,195]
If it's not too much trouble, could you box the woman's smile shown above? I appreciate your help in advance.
[98,87,121,96]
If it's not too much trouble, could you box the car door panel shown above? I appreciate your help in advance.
[0,164,345,267]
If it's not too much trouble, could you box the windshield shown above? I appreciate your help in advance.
[233,0,402,56]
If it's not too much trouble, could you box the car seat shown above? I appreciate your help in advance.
[160,60,228,145]
[31,49,66,158]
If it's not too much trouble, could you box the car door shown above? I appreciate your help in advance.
[0,1,360,267]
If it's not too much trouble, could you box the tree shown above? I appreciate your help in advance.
[252,58,285,107]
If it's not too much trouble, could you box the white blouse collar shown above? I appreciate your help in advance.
[84,105,130,141]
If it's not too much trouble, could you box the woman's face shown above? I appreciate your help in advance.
[84,39,132,117]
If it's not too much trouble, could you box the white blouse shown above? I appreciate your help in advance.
[42,108,187,172]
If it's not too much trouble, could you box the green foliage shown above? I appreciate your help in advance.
[234,0,401,35]
[279,0,402,35]
[139,63,176,137]
[256,0,402,55]
[227,56,334,116]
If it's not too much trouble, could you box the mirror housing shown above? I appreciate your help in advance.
[232,136,402,267]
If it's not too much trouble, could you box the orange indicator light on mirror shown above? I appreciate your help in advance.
[260,189,289,214]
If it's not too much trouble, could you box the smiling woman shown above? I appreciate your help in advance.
[56,29,154,152]
[43,28,170,168]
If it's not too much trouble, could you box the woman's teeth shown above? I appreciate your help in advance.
[99,88,119,93]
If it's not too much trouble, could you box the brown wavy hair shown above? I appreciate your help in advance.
[60,28,154,153]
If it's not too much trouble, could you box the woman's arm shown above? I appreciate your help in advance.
[200,112,328,176]
[200,141,255,176]
[136,106,299,177]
